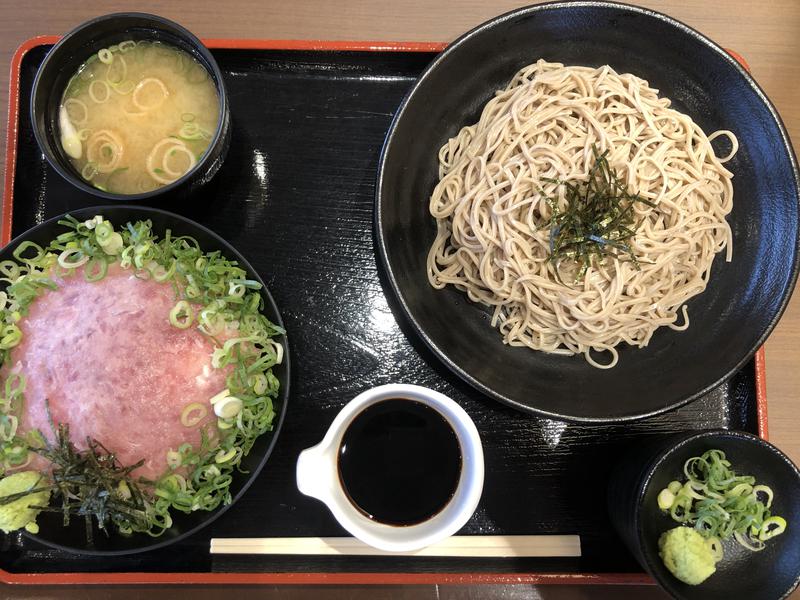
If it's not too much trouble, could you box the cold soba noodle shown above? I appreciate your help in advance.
[59,40,219,194]
[427,60,737,368]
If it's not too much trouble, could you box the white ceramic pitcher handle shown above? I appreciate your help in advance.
[296,444,330,501]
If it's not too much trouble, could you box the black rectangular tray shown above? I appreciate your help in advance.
[0,39,765,585]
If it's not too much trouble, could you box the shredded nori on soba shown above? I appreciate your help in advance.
[546,145,657,283]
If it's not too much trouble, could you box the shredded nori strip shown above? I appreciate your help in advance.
[0,401,152,545]
[546,145,657,282]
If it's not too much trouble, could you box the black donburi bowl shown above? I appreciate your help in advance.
[607,430,800,599]
[375,2,800,422]
[30,13,231,201]
[0,206,289,555]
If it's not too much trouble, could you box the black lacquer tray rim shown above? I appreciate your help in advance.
[0,34,768,587]
[374,0,799,424]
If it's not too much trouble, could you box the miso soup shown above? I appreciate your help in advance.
[58,40,220,194]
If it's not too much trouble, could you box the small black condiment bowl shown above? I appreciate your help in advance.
[30,13,231,201]
[608,429,800,599]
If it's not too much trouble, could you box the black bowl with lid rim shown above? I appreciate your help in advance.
[30,13,231,201]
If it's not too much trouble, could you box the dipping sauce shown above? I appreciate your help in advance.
[337,399,462,526]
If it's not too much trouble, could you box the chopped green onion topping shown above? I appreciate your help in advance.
[213,396,243,420]
[165,450,182,470]
[657,449,788,554]
[215,448,236,464]
[181,402,207,427]
[667,480,682,495]
[209,389,231,405]
[657,488,676,511]
[169,300,194,329]
[759,516,786,541]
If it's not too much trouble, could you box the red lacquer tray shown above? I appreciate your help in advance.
[0,37,766,586]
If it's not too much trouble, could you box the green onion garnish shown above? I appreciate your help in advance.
[658,449,788,553]
[98,49,113,65]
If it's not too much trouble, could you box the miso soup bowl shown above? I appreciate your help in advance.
[30,12,231,201]
[296,384,484,552]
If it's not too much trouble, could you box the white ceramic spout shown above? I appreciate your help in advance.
[295,443,333,502]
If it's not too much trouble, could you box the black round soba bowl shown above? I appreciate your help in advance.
[0,206,289,555]
[30,13,231,201]
[608,430,800,599]
[375,2,800,422]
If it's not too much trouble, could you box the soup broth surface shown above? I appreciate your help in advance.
[59,40,220,194]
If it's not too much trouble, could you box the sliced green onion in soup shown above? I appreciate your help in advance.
[78,61,96,81]
[137,176,158,193]
[81,162,98,181]
[105,55,127,85]
[86,130,124,173]
[98,48,113,64]
[147,138,196,184]
[178,121,201,139]
[131,77,169,111]
[162,144,196,177]
[88,80,111,104]
[63,77,85,99]
[62,98,87,124]
[111,80,135,95]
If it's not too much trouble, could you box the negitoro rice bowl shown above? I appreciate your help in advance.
[0,208,288,553]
